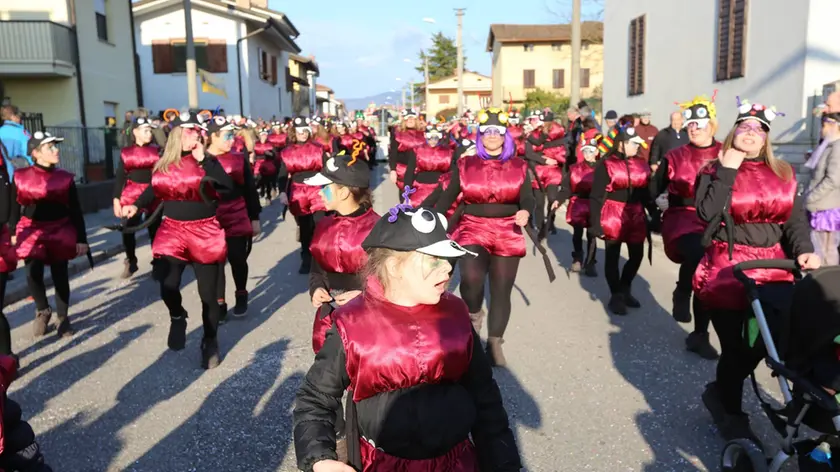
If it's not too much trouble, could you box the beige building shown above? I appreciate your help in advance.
[0,0,139,127]
[288,54,318,116]
[486,22,604,107]
[424,71,492,119]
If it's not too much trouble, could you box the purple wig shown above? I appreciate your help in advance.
[476,129,516,162]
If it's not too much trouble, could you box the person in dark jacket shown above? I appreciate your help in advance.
[649,111,688,171]
[635,111,658,163]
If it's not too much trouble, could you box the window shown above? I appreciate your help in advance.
[257,48,277,84]
[523,69,535,88]
[717,0,748,81]
[582,43,590,51]
[523,43,534,52]
[103,101,117,126]
[152,39,228,74]
[581,68,590,88]
[552,69,565,89]
[551,43,562,51]
[439,95,450,104]
[628,15,646,96]
[95,0,108,42]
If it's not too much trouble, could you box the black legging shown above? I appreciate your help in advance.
[217,236,252,299]
[123,212,160,263]
[26,260,70,317]
[459,245,520,338]
[296,212,325,259]
[676,232,711,334]
[256,175,273,199]
[157,256,222,340]
[603,240,643,294]
[0,273,10,354]
[572,225,597,265]
[533,190,546,227]
[708,308,764,414]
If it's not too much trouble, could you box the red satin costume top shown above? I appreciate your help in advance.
[591,156,651,244]
[14,166,78,263]
[15,166,74,207]
[693,160,800,310]
[151,156,207,202]
[118,145,160,209]
[390,129,425,191]
[268,132,287,149]
[406,145,453,204]
[214,152,254,238]
[659,143,720,263]
[282,141,325,216]
[565,161,596,227]
[252,141,277,177]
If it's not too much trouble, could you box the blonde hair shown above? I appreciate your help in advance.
[154,126,186,174]
[399,116,419,132]
[721,121,792,181]
[237,128,255,152]
[363,248,413,291]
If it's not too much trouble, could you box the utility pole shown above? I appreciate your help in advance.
[570,0,581,109]
[410,82,415,109]
[401,85,406,111]
[424,56,430,116]
[183,0,198,109]
[455,8,465,116]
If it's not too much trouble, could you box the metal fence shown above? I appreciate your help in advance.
[44,126,119,183]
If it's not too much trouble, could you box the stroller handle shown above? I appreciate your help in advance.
[733,259,801,286]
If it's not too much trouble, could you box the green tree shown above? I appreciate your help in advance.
[523,88,570,116]
[416,32,465,81]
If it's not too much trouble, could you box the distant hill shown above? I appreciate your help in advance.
[341,91,403,112]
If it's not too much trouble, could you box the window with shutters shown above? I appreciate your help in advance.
[95,0,108,42]
[717,0,748,81]
[581,68,590,88]
[439,95,450,104]
[257,48,276,84]
[151,38,228,74]
[553,69,564,89]
[627,15,645,96]
[523,44,534,52]
[523,69,535,88]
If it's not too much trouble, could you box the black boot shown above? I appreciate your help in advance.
[608,293,627,315]
[686,331,719,360]
[233,290,248,317]
[672,286,692,323]
[299,253,312,274]
[583,261,598,277]
[217,302,228,324]
[32,308,52,337]
[55,313,73,338]
[167,314,187,351]
[702,382,763,449]
[201,337,220,369]
[623,289,641,308]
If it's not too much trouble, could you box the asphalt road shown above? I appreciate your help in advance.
[5,165,796,471]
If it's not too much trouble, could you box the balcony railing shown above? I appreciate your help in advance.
[0,21,77,77]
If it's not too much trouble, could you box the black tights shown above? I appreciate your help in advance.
[533,190,546,227]
[26,260,70,317]
[676,233,711,334]
[217,236,252,300]
[709,308,764,414]
[123,212,160,263]
[603,240,643,294]
[458,245,520,338]
[157,256,222,340]
[296,212,324,259]
[572,225,597,264]
[0,273,10,354]
[256,175,274,199]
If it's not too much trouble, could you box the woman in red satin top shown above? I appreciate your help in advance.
[523,111,566,233]
[589,124,656,315]
[253,129,281,206]
[402,124,454,205]
[433,109,534,368]
[122,111,234,369]
[204,116,261,319]
[112,116,160,279]
[388,109,424,191]
[696,100,819,446]
[293,203,521,472]
[11,132,88,341]
[649,96,721,360]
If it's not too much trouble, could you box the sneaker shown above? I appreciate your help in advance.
[167,316,187,351]
[201,337,220,369]
[608,294,627,315]
[233,291,248,317]
[121,259,139,279]
[672,287,692,323]
[686,331,719,360]
[624,291,641,308]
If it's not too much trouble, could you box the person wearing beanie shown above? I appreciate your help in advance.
[635,110,658,163]
[604,110,618,130]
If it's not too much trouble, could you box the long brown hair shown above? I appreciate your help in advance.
[720,122,792,181]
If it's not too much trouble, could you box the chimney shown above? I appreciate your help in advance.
[235,0,251,9]
[250,0,267,7]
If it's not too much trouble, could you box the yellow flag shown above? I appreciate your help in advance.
[199,69,227,98]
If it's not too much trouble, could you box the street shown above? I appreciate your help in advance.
[4,165,789,472]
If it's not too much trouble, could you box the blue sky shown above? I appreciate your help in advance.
[270,0,601,99]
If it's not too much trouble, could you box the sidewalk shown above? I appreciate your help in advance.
[3,208,148,308]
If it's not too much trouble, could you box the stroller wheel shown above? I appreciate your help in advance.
[721,439,769,472]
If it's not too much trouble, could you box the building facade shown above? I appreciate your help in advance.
[132,0,300,120]
[602,0,840,170]
[288,54,318,116]
[486,22,604,108]
[425,71,492,118]
[0,0,139,127]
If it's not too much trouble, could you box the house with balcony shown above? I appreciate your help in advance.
[316,84,344,116]
[603,0,840,173]
[132,0,301,120]
[486,22,603,108]
[424,71,492,119]
[288,53,318,116]
[0,0,140,127]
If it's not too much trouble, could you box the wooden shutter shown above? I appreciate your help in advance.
[730,0,747,78]
[717,0,732,81]
[553,69,564,89]
[523,69,535,88]
[286,66,293,91]
[152,39,173,73]
[635,16,645,94]
[270,55,278,85]
[581,68,590,88]
[207,40,227,73]
[630,19,637,94]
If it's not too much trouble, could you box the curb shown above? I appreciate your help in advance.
[3,232,150,308]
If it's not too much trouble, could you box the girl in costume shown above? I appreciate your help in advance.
[388,109,424,192]
[402,124,453,204]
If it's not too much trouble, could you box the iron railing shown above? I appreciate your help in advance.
[0,21,77,71]
[44,126,118,183]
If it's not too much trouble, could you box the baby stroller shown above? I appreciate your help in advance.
[720,260,840,472]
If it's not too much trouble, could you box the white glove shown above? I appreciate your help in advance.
[655,193,669,212]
